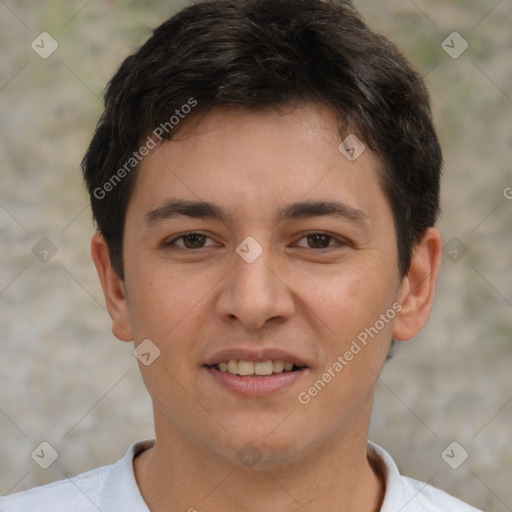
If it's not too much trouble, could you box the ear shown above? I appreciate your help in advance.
[91,232,133,342]
[392,228,442,341]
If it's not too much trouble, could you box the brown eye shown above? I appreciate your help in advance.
[306,234,332,249]
[294,232,347,250]
[166,232,217,249]
[182,233,207,248]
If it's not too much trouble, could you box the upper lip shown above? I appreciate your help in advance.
[203,348,309,367]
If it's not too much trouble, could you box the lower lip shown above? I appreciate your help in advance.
[205,367,307,397]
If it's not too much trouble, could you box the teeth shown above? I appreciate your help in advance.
[237,360,254,376]
[215,359,298,376]
[227,360,238,374]
[254,361,273,376]
[273,360,284,373]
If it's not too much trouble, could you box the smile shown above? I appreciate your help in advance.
[212,360,302,376]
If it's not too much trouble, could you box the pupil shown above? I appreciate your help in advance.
[185,234,205,248]
[308,234,329,248]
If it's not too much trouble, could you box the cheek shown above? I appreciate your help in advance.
[125,259,221,363]
[125,262,187,340]
[296,261,396,339]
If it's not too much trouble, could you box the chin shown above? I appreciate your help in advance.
[207,428,308,471]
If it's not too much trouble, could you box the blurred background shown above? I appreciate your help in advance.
[0,0,510,510]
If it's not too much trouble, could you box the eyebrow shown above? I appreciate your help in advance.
[144,199,370,227]
[145,199,229,225]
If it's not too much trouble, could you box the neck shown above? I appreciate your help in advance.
[134,405,384,512]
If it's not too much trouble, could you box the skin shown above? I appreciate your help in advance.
[92,104,442,512]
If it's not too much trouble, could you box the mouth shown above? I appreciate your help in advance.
[207,359,305,376]
[203,350,309,397]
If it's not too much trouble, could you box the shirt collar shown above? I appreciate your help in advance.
[103,438,155,512]
[103,438,410,511]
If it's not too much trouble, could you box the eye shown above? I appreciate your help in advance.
[295,232,345,249]
[166,232,218,249]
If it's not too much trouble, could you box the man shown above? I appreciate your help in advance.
[1,0,482,510]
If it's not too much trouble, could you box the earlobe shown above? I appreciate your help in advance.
[392,228,442,342]
[91,232,133,342]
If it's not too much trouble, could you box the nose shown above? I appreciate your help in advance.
[215,243,296,330]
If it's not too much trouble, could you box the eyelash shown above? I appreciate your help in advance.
[165,231,347,250]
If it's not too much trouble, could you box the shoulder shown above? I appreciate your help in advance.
[0,439,154,512]
[367,441,483,512]
[400,476,483,511]
[0,465,111,512]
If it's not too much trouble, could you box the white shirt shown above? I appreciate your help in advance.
[0,439,482,511]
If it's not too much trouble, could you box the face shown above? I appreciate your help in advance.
[96,104,431,468]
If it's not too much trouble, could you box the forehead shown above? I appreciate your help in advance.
[126,104,390,229]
